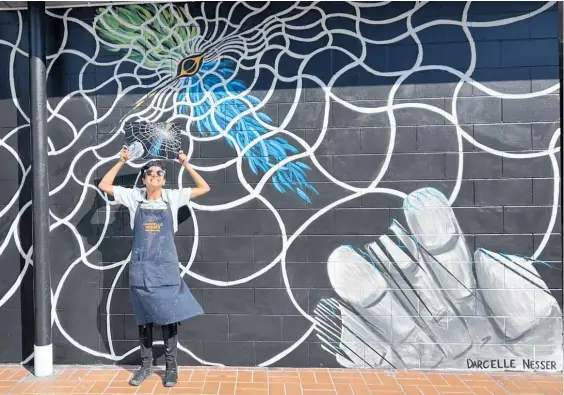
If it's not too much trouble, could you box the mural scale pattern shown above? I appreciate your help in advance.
[0,1,561,370]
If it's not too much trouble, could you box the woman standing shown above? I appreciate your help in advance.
[98,146,210,387]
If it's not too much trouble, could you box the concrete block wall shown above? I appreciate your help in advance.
[0,1,561,371]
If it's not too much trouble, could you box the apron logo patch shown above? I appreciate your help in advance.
[144,221,164,232]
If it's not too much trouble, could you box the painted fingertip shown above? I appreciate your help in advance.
[327,245,387,307]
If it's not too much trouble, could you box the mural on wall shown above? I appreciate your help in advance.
[315,187,563,370]
[94,4,317,201]
[0,1,561,370]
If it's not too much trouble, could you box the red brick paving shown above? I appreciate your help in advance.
[0,366,561,394]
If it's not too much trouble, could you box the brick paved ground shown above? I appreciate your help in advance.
[0,366,561,395]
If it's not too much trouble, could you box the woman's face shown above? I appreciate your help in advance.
[143,166,166,189]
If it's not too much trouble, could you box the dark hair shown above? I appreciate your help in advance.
[140,160,167,179]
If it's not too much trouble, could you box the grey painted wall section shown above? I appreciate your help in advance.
[0,1,561,371]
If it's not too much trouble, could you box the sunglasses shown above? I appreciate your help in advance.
[144,169,166,177]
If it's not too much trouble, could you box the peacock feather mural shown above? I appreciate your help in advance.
[94,4,318,202]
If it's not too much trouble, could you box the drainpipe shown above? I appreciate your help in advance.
[28,1,53,377]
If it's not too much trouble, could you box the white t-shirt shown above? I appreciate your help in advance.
[113,186,192,233]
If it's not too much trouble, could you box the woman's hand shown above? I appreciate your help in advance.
[178,150,188,165]
[119,145,130,163]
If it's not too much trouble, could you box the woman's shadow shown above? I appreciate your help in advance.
[77,174,192,369]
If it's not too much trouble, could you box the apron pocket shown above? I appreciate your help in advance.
[145,261,181,288]
[129,261,145,287]
[157,262,182,286]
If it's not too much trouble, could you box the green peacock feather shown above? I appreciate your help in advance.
[95,4,198,69]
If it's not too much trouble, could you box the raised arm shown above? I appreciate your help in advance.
[178,150,210,199]
[98,145,129,196]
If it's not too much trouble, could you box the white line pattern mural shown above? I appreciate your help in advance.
[0,1,561,369]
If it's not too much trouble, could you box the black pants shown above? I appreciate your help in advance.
[138,322,178,369]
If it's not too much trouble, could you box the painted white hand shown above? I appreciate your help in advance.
[315,187,563,370]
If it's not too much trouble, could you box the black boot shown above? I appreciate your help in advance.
[162,323,178,387]
[129,323,153,386]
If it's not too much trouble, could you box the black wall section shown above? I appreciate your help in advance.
[0,1,561,370]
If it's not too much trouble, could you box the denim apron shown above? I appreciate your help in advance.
[128,201,203,325]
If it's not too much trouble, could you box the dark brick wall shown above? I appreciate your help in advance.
[0,1,561,370]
